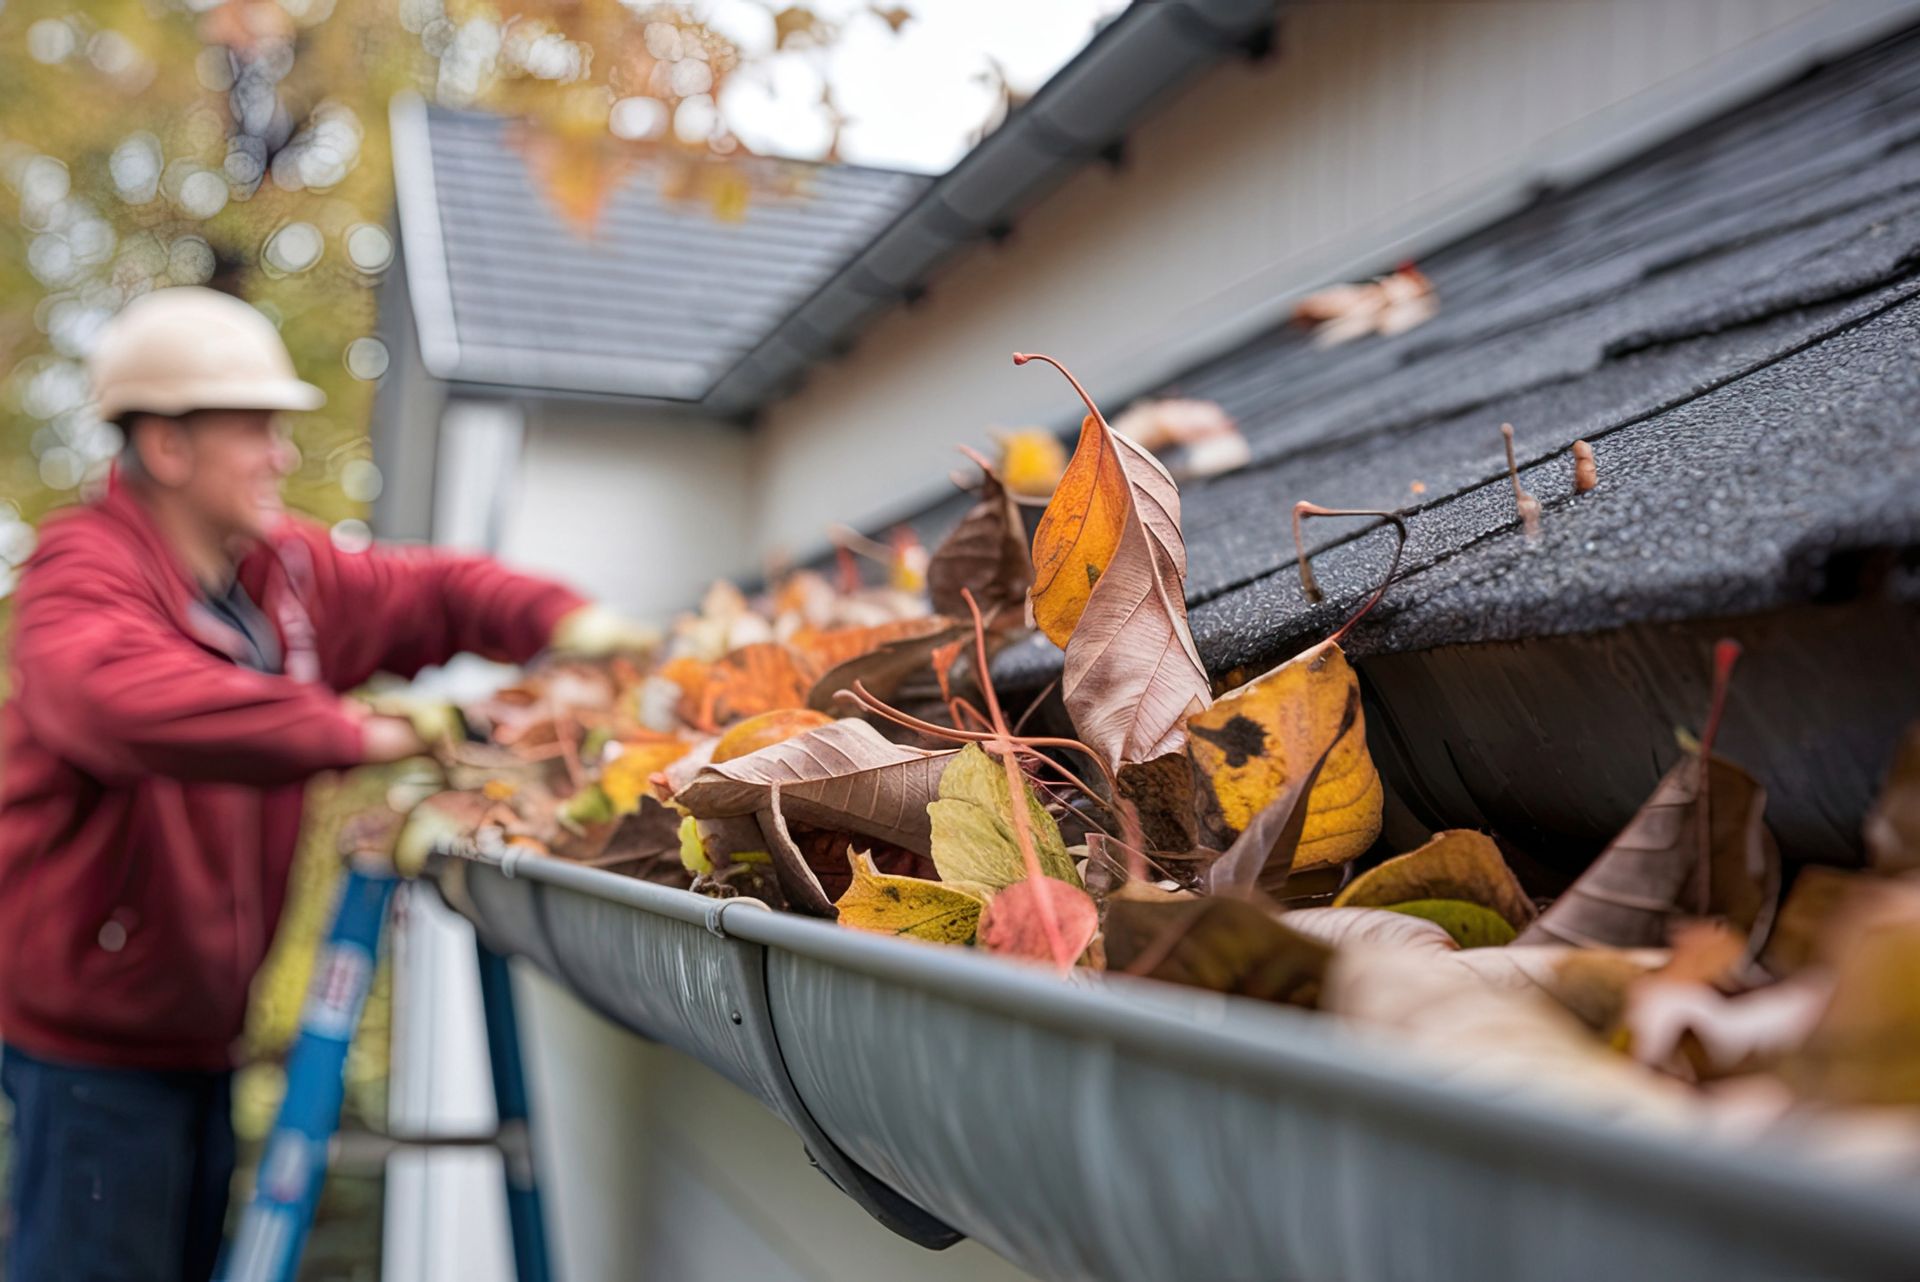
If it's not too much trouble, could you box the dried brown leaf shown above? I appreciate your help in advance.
[1517,753,1780,953]
[927,450,1032,619]
[756,784,837,918]
[1104,884,1332,1006]
[806,617,968,713]
[677,718,953,855]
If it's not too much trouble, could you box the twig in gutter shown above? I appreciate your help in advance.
[1573,439,1599,493]
[1501,423,1542,538]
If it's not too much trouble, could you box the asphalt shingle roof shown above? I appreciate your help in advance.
[409,106,931,401]
[974,23,1920,689]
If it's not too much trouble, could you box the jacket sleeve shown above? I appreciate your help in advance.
[290,524,587,690]
[11,535,366,787]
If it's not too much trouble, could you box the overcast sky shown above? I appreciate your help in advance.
[706,0,1130,173]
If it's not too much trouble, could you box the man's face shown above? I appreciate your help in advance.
[137,409,295,542]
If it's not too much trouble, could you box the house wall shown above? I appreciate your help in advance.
[492,399,758,615]
[748,0,1911,554]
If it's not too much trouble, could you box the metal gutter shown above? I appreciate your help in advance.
[437,849,1920,1282]
[697,0,1280,415]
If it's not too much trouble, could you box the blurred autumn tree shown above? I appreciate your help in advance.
[0,0,906,585]
[0,0,909,1169]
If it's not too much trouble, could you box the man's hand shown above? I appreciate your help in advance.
[550,603,661,658]
[363,692,466,753]
[360,714,429,764]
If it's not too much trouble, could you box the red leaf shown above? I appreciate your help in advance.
[978,876,1098,968]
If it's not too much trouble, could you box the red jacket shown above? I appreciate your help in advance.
[0,484,583,1070]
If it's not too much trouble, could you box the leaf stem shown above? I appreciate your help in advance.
[1011,352,1111,429]
[1291,503,1409,651]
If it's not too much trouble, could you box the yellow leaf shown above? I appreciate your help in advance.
[601,739,692,813]
[1383,899,1518,948]
[928,744,1080,889]
[835,850,991,943]
[678,814,712,875]
[996,428,1068,498]
[710,171,750,223]
[1187,643,1382,870]
[1027,416,1128,647]
[1334,829,1535,930]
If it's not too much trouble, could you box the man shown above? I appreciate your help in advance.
[0,287,646,1281]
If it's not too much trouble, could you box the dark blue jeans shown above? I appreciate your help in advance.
[1,1044,235,1282]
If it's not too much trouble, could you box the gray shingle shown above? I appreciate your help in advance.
[973,23,1920,692]
[411,106,931,401]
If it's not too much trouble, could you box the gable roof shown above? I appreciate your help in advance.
[390,98,931,404]
[932,22,1920,686]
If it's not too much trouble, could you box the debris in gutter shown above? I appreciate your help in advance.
[1292,263,1438,346]
[368,351,1920,1167]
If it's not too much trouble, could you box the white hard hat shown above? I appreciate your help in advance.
[90,286,325,421]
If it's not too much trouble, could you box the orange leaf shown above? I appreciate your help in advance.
[698,643,816,726]
[712,708,835,763]
[1028,414,1129,648]
[789,618,946,673]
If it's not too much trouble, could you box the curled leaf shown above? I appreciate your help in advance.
[1027,413,1129,647]
[1020,355,1210,769]
[1333,829,1536,931]
[927,449,1032,619]
[834,850,991,944]
[1061,472,1211,768]
[1189,644,1382,871]
[755,784,837,918]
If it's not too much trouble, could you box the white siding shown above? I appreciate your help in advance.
[495,400,758,614]
[750,0,1909,553]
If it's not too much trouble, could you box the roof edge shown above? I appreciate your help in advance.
[697,0,1279,415]
[389,92,465,382]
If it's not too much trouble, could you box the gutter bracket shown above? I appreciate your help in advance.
[704,896,769,941]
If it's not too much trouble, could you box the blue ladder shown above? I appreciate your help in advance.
[222,861,554,1282]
